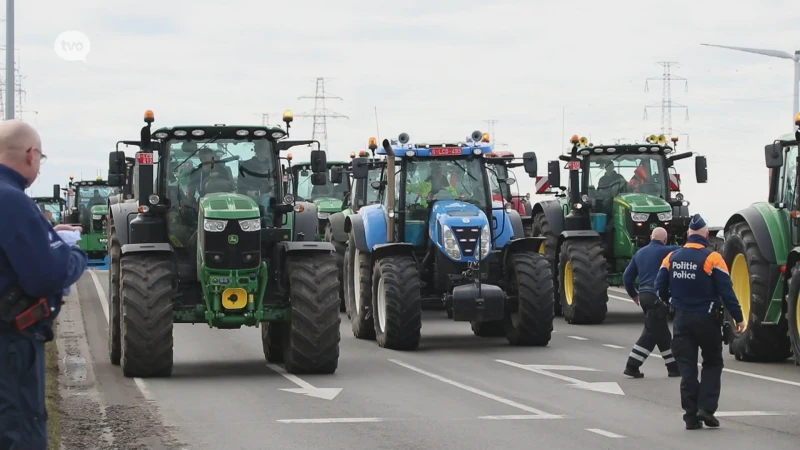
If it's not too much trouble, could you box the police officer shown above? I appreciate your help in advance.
[622,226,680,378]
[655,214,745,430]
[0,119,88,448]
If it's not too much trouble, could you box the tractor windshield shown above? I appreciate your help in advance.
[587,154,667,199]
[366,168,382,204]
[293,165,350,202]
[36,201,62,224]
[404,157,488,209]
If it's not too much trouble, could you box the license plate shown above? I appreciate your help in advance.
[137,153,154,165]
[431,147,462,156]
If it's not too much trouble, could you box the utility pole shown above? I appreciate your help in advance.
[296,77,348,151]
[643,62,689,136]
[5,0,14,120]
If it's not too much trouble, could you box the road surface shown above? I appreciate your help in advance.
[58,270,800,450]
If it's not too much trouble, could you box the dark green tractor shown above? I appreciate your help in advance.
[105,109,341,377]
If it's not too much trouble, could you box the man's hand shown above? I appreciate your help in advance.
[734,321,746,333]
[632,295,639,306]
[54,224,81,232]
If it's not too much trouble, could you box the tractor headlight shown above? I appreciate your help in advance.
[238,219,261,231]
[203,219,227,232]
[92,214,101,220]
[630,212,649,222]
[657,212,672,221]
[478,225,491,259]
[318,212,330,219]
[442,226,461,260]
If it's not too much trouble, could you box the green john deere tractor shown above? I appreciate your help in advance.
[721,115,800,365]
[64,177,113,268]
[529,133,718,324]
[105,109,341,378]
[31,183,66,226]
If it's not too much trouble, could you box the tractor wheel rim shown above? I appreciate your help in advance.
[377,276,387,332]
[354,248,362,312]
[730,253,751,327]
[564,261,574,306]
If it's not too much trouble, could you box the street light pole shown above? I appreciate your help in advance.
[5,0,13,120]
[701,43,800,131]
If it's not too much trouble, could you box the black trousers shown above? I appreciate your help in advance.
[0,332,47,450]
[671,309,723,422]
[626,292,678,372]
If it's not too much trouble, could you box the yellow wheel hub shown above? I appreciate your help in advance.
[539,241,546,254]
[730,254,750,327]
[564,261,575,306]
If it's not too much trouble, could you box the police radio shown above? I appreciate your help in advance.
[0,286,52,331]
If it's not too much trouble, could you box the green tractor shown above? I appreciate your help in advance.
[721,114,800,364]
[64,176,113,268]
[529,133,717,324]
[31,183,66,226]
[105,109,341,378]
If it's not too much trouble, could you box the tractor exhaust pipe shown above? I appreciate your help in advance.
[382,139,395,242]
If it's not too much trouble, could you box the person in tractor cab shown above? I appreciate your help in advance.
[628,164,648,193]
[598,162,626,192]
[187,147,231,199]
[238,140,274,198]
[214,149,234,180]
[88,189,106,207]
[407,163,458,207]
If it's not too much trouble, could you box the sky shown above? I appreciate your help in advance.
[10,0,800,227]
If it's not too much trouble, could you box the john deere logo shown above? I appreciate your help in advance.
[649,223,657,230]
[228,235,239,244]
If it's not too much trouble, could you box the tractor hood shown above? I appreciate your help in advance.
[313,197,343,213]
[430,200,488,228]
[429,200,490,262]
[90,204,108,216]
[200,193,260,220]
[616,193,671,213]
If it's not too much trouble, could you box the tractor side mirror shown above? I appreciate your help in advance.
[352,157,369,179]
[695,156,708,183]
[300,169,309,177]
[764,143,784,168]
[370,180,382,190]
[109,151,126,175]
[108,174,125,186]
[504,178,516,185]
[311,173,327,186]
[547,160,561,187]
[310,150,327,173]
[53,184,60,199]
[522,152,538,176]
[330,166,343,184]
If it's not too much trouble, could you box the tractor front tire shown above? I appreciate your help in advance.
[786,263,800,366]
[108,230,121,365]
[119,254,175,378]
[261,321,285,363]
[345,233,375,340]
[504,252,554,345]
[723,221,791,362]
[283,253,341,374]
[372,255,422,350]
[558,239,608,324]
[326,224,347,313]
[532,213,561,316]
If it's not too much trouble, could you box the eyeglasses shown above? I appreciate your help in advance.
[27,147,46,164]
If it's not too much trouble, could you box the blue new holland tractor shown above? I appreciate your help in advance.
[342,131,555,350]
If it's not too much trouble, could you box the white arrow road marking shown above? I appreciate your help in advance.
[277,418,383,423]
[496,360,625,396]
[586,428,625,438]
[266,363,343,400]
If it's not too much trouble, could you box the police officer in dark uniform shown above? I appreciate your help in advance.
[622,226,680,378]
[0,119,88,448]
[655,214,746,430]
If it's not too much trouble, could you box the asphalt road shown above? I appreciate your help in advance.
[65,270,800,450]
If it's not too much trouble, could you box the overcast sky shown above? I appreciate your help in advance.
[13,0,800,227]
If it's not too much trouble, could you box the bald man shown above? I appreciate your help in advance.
[0,119,88,449]
[622,226,681,378]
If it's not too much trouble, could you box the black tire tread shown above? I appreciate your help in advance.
[532,213,561,316]
[559,239,608,324]
[372,255,422,350]
[786,264,800,366]
[504,252,554,345]
[346,233,376,340]
[261,321,284,363]
[326,225,347,312]
[108,229,121,365]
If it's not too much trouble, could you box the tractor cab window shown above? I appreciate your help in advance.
[587,154,666,199]
[486,164,512,203]
[38,202,62,224]
[293,166,350,202]
[404,157,488,211]
[779,145,798,206]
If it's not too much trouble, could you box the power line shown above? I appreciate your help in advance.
[643,61,689,136]
[296,77,348,151]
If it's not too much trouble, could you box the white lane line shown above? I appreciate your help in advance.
[88,270,156,402]
[389,359,562,418]
[647,352,800,387]
[479,415,561,420]
[715,411,789,417]
[607,293,634,303]
[586,428,625,438]
[567,335,588,341]
[603,344,625,349]
[277,418,384,424]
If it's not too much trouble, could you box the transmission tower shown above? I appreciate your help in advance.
[296,77,348,151]
[482,119,507,146]
[643,62,689,136]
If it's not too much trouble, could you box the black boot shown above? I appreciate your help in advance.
[697,410,719,428]
[667,362,680,377]
[623,366,644,378]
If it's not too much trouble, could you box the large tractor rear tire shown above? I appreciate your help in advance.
[372,255,422,350]
[558,239,608,324]
[261,321,285,363]
[723,221,792,362]
[119,254,175,378]
[784,263,800,366]
[108,230,121,366]
[325,224,347,313]
[504,252,554,346]
[283,253,341,374]
[709,235,724,253]
[531,213,561,316]
[345,233,376,340]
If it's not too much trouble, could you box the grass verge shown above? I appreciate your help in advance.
[45,320,62,450]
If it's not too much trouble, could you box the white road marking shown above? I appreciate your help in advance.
[266,363,343,400]
[389,359,561,418]
[586,428,625,438]
[714,411,789,417]
[607,293,634,303]
[277,418,384,424]
[496,360,625,396]
[479,415,561,420]
[603,344,625,349]
[567,335,588,341]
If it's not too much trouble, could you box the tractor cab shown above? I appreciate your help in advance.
[31,183,66,225]
[289,160,351,233]
[483,147,533,230]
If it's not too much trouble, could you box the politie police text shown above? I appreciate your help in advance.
[671,260,697,279]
